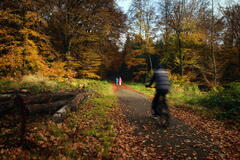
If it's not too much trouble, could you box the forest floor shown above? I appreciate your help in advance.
[0,80,239,159]
[113,84,240,160]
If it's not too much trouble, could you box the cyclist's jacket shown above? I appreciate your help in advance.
[150,69,170,90]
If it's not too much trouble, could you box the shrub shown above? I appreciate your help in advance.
[198,82,240,121]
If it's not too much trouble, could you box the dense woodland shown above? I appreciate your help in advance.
[0,0,239,85]
[0,0,126,79]
[122,0,240,85]
[0,1,240,159]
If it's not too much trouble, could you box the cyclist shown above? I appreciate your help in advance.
[146,64,170,119]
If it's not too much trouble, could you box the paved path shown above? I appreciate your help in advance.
[116,87,221,160]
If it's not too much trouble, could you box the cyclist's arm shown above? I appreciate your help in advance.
[146,73,155,87]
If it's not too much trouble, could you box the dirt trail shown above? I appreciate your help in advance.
[115,86,222,160]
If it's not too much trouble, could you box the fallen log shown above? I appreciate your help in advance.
[0,94,14,102]
[0,92,29,114]
[0,89,30,102]
[1,89,88,116]
[26,100,69,114]
[0,101,15,115]
[52,92,91,122]
[0,90,17,94]
[22,89,83,104]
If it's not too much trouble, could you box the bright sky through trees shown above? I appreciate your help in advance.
[116,0,131,13]
[116,0,237,13]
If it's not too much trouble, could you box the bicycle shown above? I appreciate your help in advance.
[147,86,170,128]
[154,95,170,128]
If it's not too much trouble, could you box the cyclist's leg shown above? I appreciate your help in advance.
[152,90,161,116]
[159,89,170,127]
[158,89,169,113]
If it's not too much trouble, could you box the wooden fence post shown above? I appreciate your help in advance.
[14,94,28,146]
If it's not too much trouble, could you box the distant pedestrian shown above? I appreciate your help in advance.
[119,77,122,85]
[115,77,118,85]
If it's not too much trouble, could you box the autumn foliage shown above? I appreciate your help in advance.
[0,0,126,79]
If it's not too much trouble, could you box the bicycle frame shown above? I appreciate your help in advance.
[155,95,170,127]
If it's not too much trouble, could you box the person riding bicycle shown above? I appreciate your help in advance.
[146,64,170,119]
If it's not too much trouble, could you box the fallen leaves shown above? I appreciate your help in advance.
[171,107,240,160]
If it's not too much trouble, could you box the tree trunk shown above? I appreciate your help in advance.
[211,0,217,86]
[177,31,183,76]
[237,46,240,75]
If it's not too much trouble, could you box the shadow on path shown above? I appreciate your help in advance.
[116,87,221,160]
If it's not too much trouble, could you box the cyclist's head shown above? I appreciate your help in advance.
[157,64,165,69]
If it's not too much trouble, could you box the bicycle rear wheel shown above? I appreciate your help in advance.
[161,108,169,127]
[156,103,170,128]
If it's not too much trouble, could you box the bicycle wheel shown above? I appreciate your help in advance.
[158,102,170,128]
[161,108,169,127]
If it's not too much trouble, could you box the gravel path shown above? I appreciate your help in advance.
[116,87,221,160]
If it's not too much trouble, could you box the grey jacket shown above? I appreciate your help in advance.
[149,69,170,90]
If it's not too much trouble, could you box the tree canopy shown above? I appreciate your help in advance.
[0,0,239,85]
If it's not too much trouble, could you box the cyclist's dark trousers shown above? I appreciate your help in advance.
[152,89,169,115]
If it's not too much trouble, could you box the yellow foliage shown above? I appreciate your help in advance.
[183,32,206,46]
[0,48,23,69]
[19,28,48,40]
[79,71,101,79]
[181,19,207,46]
[0,10,23,24]
[40,61,76,78]
[25,11,38,19]
[22,38,47,72]
[0,8,59,77]
[168,73,191,83]
[76,50,102,79]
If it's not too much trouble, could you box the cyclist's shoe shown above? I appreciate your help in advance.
[152,114,158,119]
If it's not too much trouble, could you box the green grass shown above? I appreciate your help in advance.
[60,79,117,158]
[81,80,117,158]
[0,74,88,93]
[127,82,155,97]
[0,79,20,91]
